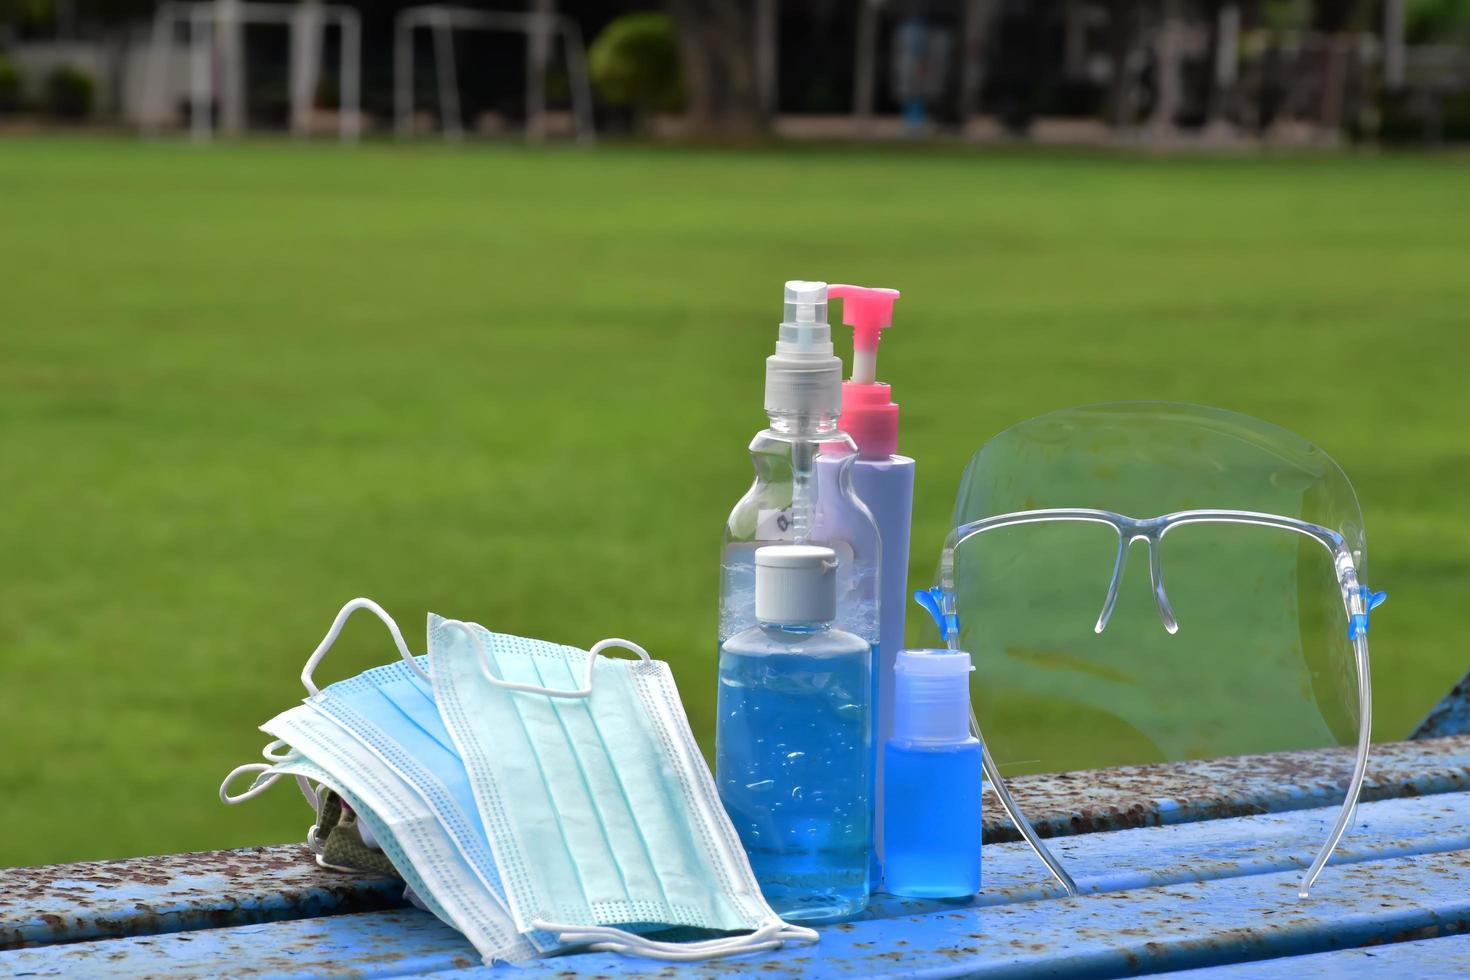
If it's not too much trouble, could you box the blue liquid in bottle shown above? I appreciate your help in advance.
[881,649,982,899]
[717,625,873,922]
[883,740,982,897]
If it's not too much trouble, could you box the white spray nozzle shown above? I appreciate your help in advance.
[765,280,843,417]
[778,280,833,355]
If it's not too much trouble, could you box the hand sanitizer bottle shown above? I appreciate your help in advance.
[717,545,873,923]
[820,283,913,880]
[719,281,882,878]
[882,649,982,898]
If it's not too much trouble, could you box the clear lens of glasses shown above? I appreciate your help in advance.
[943,403,1370,890]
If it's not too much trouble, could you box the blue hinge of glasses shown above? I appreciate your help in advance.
[915,587,960,642]
[1349,587,1388,640]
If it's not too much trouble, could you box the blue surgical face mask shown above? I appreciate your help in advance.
[223,598,817,963]
[428,614,817,960]
[223,706,536,964]
[298,659,563,953]
[221,598,548,963]
[255,749,475,948]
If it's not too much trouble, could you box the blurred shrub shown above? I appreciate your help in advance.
[1408,0,1470,44]
[0,55,20,113]
[588,12,684,117]
[316,76,340,111]
[45,64,93,120]
[1261,0,1310,31]
[1381,90,1470,142]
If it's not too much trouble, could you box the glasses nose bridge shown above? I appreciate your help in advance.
[1095,523,1179,635]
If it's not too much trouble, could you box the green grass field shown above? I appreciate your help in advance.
[2,137,1467,868]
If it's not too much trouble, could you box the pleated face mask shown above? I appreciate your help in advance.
[238,742,530,962]
[221,599,816,964]
[428,614,817,960]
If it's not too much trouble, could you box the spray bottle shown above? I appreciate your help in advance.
[718,281,881,648]
[819,284,914,880]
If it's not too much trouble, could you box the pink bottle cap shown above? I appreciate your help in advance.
[829,284,901,460]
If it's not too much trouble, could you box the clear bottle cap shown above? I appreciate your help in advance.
[893,649,974,743]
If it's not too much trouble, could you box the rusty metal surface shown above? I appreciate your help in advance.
[1165,930,1470,977]
[0,909,475,979]
[862,788,1470,918]
[8,835,1470,978]
[1413,668,1470,740]
[980,735,1470,843]
[7,791,1470,978]
[0,843,403,950]
[505,848,1470,979]
[5,736,1470,971]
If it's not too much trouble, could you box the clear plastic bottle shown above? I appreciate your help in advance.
[717,545,873,923]
[882,649,982,898]
[719,281,882,883]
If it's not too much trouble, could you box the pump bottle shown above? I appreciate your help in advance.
[818,284,914,877]
[882,649,983,898]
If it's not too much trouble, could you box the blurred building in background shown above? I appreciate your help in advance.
[1,0,1467,143]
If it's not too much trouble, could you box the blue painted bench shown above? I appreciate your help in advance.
[5,675,1469,978]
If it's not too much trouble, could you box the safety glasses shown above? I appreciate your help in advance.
[915,404,1386,900]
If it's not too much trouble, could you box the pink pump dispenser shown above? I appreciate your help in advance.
[824,283,914,888]
[829,285,902,460]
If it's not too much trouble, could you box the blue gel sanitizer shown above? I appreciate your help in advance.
[882,649,982,898]
[717,545,874,923]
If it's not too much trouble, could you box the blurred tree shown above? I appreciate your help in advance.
[0,0,51,34]
[1101,0,1141,126]
[1312,0,1371,131]
[0,53,20,108]
[589,10,685,127]
[45,62,92,116]
[1408,0,1470,42]
[665,0,764,134]
[1,0,152,32]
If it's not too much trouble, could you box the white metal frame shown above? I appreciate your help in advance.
[393,4,594,144]
[144,0,361,142]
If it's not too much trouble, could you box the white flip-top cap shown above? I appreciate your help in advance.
[893,649,974,743]
[765,281,844,417]
[755,545,839,625]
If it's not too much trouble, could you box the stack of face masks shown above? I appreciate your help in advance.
[221,598,818,964]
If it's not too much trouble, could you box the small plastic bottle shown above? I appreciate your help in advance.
[882,649,982,898]
[717,545,873,923]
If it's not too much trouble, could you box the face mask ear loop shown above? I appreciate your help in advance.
[220,762,281,805]
[444,620,650,699]
[301,597,429,696]
[257,739,323,814]
[294,776,322,811]
[261,738,293,763]
[538,917,808,961]
[585,919,797,955]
